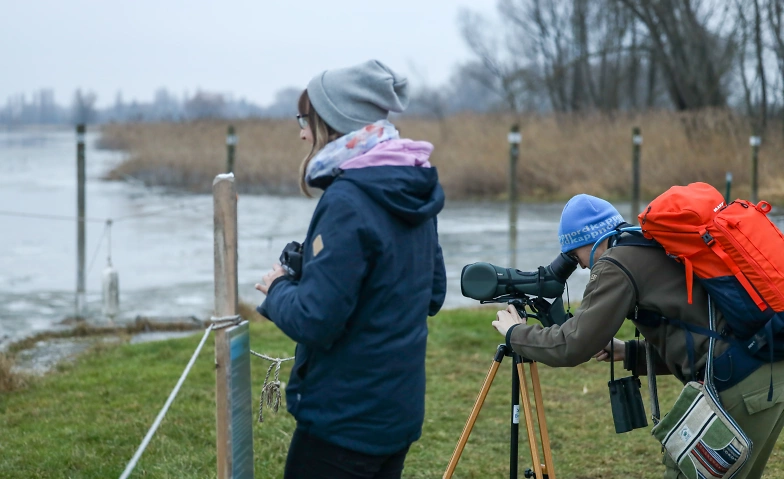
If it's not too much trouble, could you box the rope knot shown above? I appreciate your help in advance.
[209,314,243,330]
[251,351,294,423]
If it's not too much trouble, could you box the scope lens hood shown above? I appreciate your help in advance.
[461,262,500,301]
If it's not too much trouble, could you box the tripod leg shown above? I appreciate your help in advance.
[517,363,543,479]
[443,354,503,479]
[530,362,556,479]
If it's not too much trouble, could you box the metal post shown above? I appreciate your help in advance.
[508,125,521,269]
[750,135,761,204]
[631,127,642,224]
[226,125,237,173]
[725,172,733,204]
[76,124,86,320]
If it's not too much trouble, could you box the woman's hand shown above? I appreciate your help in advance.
[255,263,285,295]
[593,337,625,362]
[492,304,527,336]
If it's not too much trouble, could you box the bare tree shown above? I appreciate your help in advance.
[184,91,226,119]
[754,0,769,130]
[617,0,736,110]
[458,8,537,112]
[72,89,97,124]
[448,62,508,112]
[737,1,756,119]
[735,0,772,135]
[457,0,776,116]
[766,0,784,127]
[496,0,647,112]
[499,0,573,111]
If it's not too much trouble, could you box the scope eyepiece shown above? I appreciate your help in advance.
[548,252,578,283]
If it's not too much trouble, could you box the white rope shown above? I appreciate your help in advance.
[210,315,242,330]
[118,324,215,479]
[86,221,110,275]
[118,314,301,476]
[0,209,106,223]
[250,351,295,362]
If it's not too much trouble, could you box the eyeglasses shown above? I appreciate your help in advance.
[296,114,308,129]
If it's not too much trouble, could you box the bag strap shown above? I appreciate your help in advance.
[705,298,718,391]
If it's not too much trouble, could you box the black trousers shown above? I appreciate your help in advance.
[283,428,410,479]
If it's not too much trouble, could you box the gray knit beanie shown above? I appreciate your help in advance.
[306,59,409,134]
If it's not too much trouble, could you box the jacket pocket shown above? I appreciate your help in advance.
[742,382,784,415]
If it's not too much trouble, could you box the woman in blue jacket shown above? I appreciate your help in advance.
[256,59,447,479]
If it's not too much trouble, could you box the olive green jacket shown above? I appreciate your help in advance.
[507,245,729,383]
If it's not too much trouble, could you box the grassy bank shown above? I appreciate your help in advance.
[101,109,784,204]
[3,308,782,478]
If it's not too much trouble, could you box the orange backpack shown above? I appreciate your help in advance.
[639,182,784,355]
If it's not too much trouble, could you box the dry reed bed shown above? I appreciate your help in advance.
[0,354,26,393]
[101,110,784,204]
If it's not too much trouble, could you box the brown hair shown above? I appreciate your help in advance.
[298,90,343,197]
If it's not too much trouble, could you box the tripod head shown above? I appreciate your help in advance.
[496,295,572,328]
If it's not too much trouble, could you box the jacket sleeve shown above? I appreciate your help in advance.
[624,339,673,376]
[507,259,636,367]
[429,217,446,316]
[262,193,370,350]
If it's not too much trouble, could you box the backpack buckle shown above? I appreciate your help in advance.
[701,232,714,245]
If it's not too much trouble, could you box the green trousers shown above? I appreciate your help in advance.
[663,360,784,479]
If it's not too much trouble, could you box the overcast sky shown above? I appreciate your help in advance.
[1,0,499,108]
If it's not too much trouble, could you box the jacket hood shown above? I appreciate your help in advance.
[336,140,444,225]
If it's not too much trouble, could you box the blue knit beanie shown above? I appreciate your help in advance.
[306,59,409,134]
[558,194,625,253]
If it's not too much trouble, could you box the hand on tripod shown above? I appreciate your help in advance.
[493,303,527,336]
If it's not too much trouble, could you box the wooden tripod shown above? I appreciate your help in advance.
[443,344,556,479]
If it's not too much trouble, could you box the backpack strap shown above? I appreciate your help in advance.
[598,251,732,382]
[700,228,767,310]
[590,223,661,268]
[600,248,773,396]
[636,310,728,382]
[609,224,661,249]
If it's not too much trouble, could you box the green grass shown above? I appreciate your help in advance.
[2,309,783,478]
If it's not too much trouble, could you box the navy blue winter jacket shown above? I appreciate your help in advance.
[258,161,446,455]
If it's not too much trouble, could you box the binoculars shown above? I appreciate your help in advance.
[608,375,648,433]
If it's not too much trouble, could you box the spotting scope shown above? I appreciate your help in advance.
[460,252,578,326]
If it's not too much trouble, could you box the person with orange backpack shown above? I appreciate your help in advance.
[492,191,784,479]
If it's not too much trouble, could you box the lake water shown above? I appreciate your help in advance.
[5,127,776,351]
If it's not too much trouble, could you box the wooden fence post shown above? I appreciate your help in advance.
[213,174,254,479]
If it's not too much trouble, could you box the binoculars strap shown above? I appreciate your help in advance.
[645,341,661,425]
